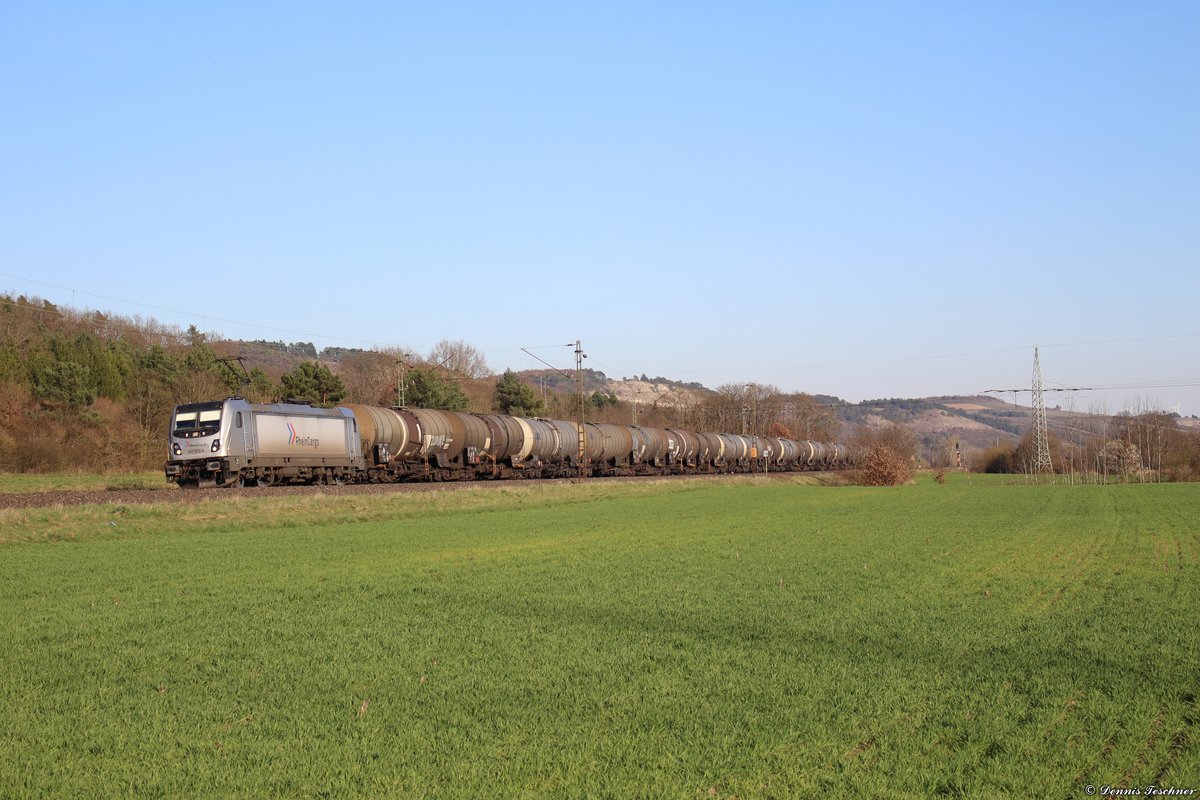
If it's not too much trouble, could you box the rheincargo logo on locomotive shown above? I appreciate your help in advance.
[287,422,320,448]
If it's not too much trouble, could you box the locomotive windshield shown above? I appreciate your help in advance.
[173,402,223,438]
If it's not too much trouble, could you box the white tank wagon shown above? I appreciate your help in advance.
[166,397,851,487]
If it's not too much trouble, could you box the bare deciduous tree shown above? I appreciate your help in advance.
[339,350,398,406]
[429,339,490,380]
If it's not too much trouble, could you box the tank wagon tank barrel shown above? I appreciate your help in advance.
[165,397,851,487]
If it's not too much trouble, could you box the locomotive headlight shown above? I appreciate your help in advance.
[211,440,221,452]
[172,443,182,456]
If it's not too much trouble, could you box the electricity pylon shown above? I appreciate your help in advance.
[1032,346,1053,472]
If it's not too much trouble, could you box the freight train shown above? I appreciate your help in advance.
[165,397,848,488]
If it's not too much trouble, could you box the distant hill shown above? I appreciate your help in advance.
[842,395,1028,447]
[834,394,1189,457]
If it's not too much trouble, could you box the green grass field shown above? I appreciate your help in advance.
[0,470,170,494]
[1,474,1197,798]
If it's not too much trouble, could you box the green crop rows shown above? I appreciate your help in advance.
[1,475,1197,797]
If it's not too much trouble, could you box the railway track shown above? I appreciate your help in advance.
[0,471,821,511]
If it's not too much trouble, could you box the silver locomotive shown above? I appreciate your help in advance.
[165,398,361,487]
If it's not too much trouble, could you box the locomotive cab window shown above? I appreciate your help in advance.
[172,402,224,438]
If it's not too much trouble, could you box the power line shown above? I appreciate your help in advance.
[984,386,1093,394]
[0,295,195,343]
[2,273,593,359]
[1,271,413,350]
[5,272,1200,409]
[2,272,198,320]
[1056,379,1200,391]
[598,332,1200,379]
[6,295,1198,404]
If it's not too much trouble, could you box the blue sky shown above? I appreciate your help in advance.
[2,2,1197,414]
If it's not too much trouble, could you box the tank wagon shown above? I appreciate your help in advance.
[165,397,848,487]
